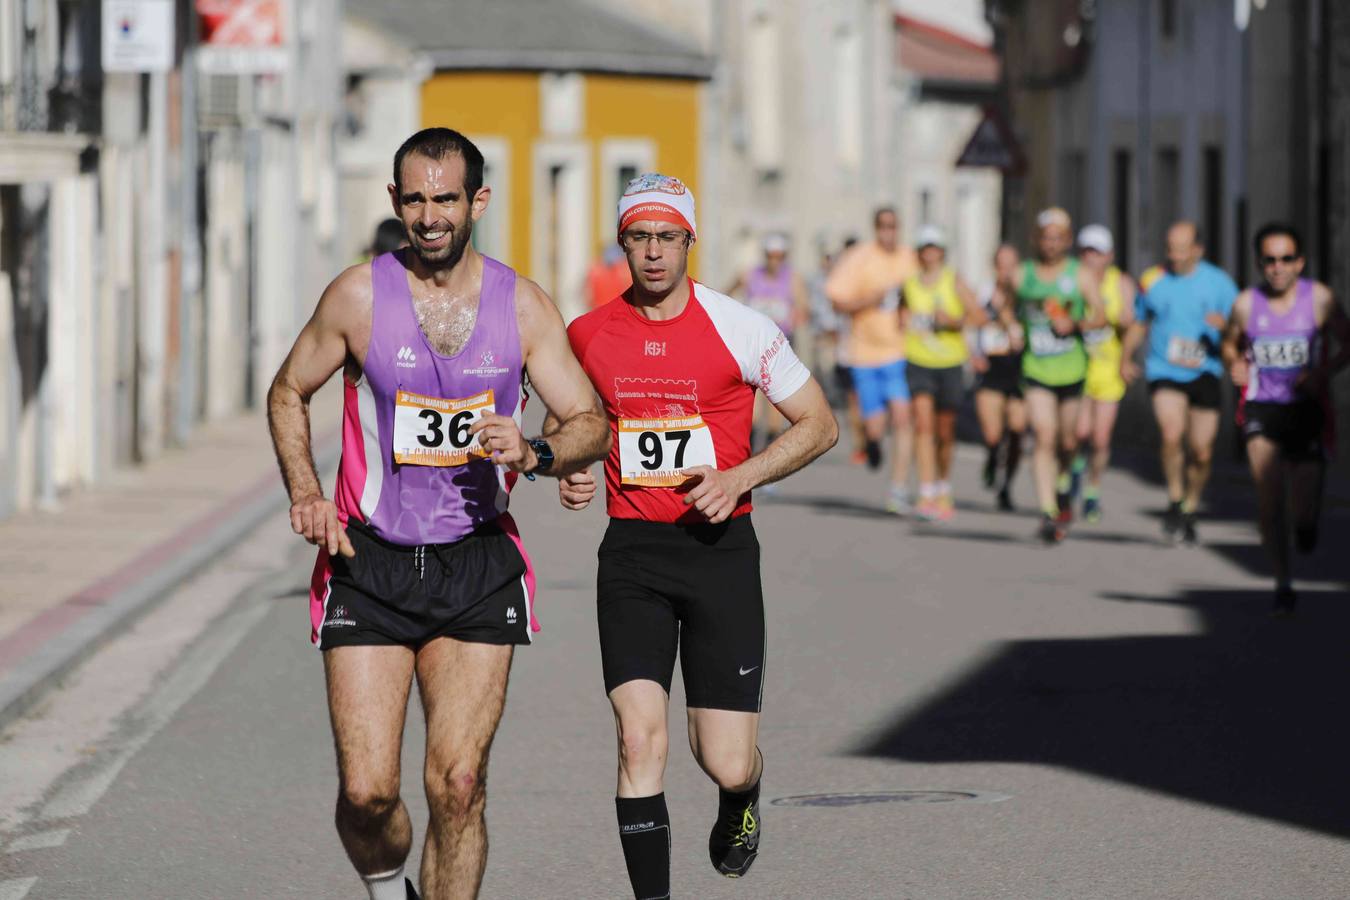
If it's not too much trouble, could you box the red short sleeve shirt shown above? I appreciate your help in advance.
[568,281,812,524]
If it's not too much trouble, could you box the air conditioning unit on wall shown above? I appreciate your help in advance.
[198,73,253,129]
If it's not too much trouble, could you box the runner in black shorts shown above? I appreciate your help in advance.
[972,244,1026,510]
[1222,222,1350,614]
[552,174,837,899]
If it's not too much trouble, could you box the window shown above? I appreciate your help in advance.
[1113,149,1133,271]
[1060,150,1087,228]
[598,139,655,249]
[472,138,510,262]
[746,9,783,172]
[1202,146,1224,267]
[1160,0,1177,39]
[1154,146,1180,251]
[833,24,862,170]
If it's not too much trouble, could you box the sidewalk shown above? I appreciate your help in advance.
[0,384,341,727]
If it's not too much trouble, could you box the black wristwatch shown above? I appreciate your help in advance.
[526,438,554,477]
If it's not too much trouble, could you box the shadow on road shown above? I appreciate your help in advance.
[851,586,1350,837]
[757,493,898,520]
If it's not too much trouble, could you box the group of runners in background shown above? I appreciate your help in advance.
[727,206,1349,616]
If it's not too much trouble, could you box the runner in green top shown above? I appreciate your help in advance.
[1000,207,1103,544]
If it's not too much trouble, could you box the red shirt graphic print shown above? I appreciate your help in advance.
[568,280,811,524]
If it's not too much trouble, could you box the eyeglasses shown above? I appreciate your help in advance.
[621,230,689,251]
[1261,254,1300,266]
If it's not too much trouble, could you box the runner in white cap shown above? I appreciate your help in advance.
[1069,224,1135,522]
[901,225,983,521]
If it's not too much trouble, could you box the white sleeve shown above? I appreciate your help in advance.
[695,284,812,403]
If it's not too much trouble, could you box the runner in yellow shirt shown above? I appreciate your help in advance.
[1071,225,1136,522]
[902,225,983,521]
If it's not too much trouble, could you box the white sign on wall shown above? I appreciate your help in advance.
[102,0,176,73]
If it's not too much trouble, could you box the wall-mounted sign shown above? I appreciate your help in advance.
[195,0,288,74]
[102,0,175,73]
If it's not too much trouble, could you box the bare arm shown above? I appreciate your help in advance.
[825,248,883,313]
[791,273,810,330]
[1315,283,1350,376]
[481,278,609,477]
[941,275,983,329]
[680,378,838,523]
[1222,290,1253,387]
[267,264,371,556]
[1120,309,1149,383]
[1117,275,1137,332]
[1077,267,1106,331]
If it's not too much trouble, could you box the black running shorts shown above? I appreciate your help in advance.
[906,363,965,410]
[1022,376,1085,401]
[312,517,534,650]
[597,516,765,713]
[1148,373,1221,410]
[975,354,1023,398]
[1241,400,1326,462]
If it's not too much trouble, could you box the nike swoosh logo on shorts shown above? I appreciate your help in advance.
[739,666,759,676]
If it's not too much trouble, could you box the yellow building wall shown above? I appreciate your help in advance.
[420,73,540,273]
[584,75,701,277]
[419,71,702,281]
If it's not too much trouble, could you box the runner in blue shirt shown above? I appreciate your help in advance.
[1121,221,1238,544]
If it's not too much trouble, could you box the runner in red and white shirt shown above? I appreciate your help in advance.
[553,174,837,898]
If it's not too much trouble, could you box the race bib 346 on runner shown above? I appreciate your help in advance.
[393,389,495,466]
[618,415,717,487]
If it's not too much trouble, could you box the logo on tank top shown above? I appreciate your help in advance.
[462,349,510,378]
[644,340,666,357]
[396,346,417,369]
[1058,275,1075,294]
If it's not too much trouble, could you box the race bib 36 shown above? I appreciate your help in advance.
[393,389,495,467]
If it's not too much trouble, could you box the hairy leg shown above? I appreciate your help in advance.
[416,638,514,900]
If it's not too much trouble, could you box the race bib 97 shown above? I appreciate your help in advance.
[618,415,717,487]
[1252,337,1310,369]
[393,389,494,467]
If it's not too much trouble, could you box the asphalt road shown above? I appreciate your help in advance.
[2,439,1348,899]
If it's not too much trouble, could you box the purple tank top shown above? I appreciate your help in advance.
[333,252,526,546]
[1245,278,1319,405]
[745,265,796,335]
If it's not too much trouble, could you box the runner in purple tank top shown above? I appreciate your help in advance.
[727,233,807,451]
[267,128,609,900]
[1222,222,1350,616]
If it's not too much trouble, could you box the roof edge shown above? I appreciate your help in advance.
[424,47,714,80]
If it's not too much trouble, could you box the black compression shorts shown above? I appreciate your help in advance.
[1148,373,1221,410]
[597,516,765,713]
[1241,400,1327,462]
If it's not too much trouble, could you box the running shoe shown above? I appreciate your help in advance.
[1055,492,1074,525]
[1082,496,1101,523]
[849,449,867,465]
[937,494,955,521]
[864,439,882,471]
[885,488,913,517]
[1273,586,1297,617]
[1180,512,1199,546]
[1162,501,1184,541]
[915,498,942,522]
[1038,514,1066,545]
[996,486,1014,512]
[709,793,761,878]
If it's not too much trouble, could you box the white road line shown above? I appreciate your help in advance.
[4,829,71,853]
[37,595,275,823]
[0,878,38,900]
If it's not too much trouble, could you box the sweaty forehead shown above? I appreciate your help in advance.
[400,152,466,194]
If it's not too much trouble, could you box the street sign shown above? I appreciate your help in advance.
[195,0,288,74]
[102,0,175,73]
[956,107,1026,175]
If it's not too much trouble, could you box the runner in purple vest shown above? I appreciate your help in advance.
[727,233,808,451]
[1222,222,1350,616]
[268,128,609,900]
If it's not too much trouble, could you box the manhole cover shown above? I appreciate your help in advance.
[771,790,1010,808]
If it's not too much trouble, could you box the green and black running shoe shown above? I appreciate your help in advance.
[709,789,761,878]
